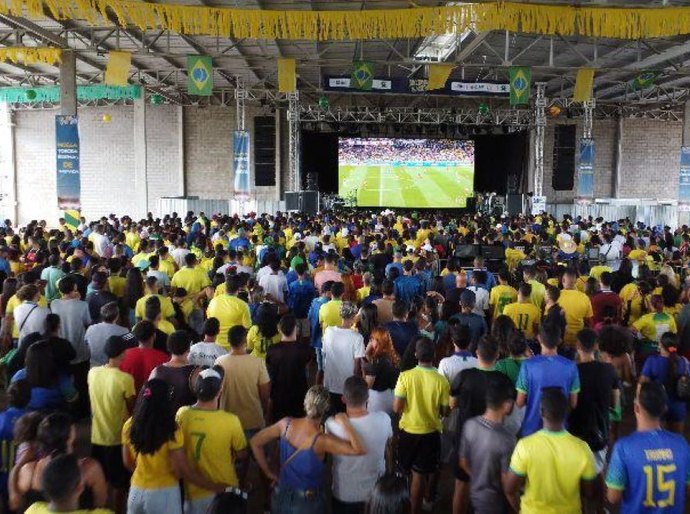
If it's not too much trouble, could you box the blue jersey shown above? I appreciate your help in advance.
[0,407,26,495]
[307,297,328,349]
[515,355,580,437]
[288,279,316,319]
[394,275,424,306]
[606,430,690,514]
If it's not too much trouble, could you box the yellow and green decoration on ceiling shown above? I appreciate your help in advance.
[2,0,690,41]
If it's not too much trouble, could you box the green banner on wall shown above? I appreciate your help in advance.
[0,85,142,103]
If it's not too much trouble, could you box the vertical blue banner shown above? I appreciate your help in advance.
[55,115,80,210]
[679,146,690,203]
[577,138,595,198]
[233,130,251,199]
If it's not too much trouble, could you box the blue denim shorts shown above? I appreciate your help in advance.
[128,485,182,514]
[271,486,325,514]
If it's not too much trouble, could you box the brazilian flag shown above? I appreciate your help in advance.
[351,61,374,90]
[632,71,658,91]
[509,66,531,106]
[187,55,213,96]
[64,210,80,231]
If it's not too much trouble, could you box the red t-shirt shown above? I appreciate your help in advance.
[590,291,622,325]
[120,347,169,392]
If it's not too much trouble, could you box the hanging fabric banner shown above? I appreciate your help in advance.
[55,115,81,210]
[187,55,213,96]
[509,66,531,105]
[679,146,690,204]
[104,50,132,86]
[427,64,454,90]
[573,68,595,102]
[278,58,296,93]
[233,131,251,199]
[577,138,595,199]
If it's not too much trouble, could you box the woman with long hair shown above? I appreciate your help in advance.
[123,267,144,328]
[357,303,379,344]
[11,341,77,411]
[250,385,365,514]
[491,315,517,358]
[246,302,281,360]
[363,327,400,415]
[122,379,223,514]
[0,277,17,347]
[13,412,107,510]
[639,332,688,434]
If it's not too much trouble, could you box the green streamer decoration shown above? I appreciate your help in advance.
[0,85,142,103]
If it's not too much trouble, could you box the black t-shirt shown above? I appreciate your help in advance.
[451,368,514,444]
[370,253,392,280]
[362,356,399,391]
[153,328,169,354]
[569,361,619,451]
[266,341,313,420]
[9,333,76,378]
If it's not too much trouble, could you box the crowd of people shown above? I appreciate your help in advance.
[0,208,689,514]
[338,139,474,166]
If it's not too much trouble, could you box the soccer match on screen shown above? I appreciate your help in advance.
[338,137,475,208]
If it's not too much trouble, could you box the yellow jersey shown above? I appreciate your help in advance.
[489,285,518,319]
[509,429,596,514]
[206,295,251,349]
[558,289,593,346]
[503,302,541,340]
[176,406,246,500]
[394,365,449,434]
[171,266,211,295]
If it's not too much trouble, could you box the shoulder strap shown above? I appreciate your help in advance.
[281,428,318,471]
[18,304,39,333]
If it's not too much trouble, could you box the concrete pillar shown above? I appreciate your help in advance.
[0,104,16,224]
[613,116,623,198]
[59,50,77,116]
[177,105,186,197]
[133,96,148,218]
[526,128,536,195]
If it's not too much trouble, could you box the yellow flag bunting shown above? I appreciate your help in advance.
[3,0,690,41]
[427,64,454,90]
[0,47,61,65]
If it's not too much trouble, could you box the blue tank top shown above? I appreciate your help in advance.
[278,419,325,491]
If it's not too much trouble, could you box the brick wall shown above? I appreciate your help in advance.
[8,106,684,224]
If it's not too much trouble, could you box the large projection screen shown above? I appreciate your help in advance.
[338,138,475,208]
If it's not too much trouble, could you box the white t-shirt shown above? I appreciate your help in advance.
[188,341,228,368]
[467,286,490,317]
[438,353,478,384]
[171,248,191,268]
[325,412,393,503]
[322,327,365,394]
[259,273,288,303]
[14,302,50,341]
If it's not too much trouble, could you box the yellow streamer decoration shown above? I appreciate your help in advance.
[2,1,690,40]
[0,47,61,65]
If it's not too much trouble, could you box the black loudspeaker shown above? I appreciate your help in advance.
[254,116,276,186]
[506,194,524,215]
[552,124,576,191]
[285,191,320,215]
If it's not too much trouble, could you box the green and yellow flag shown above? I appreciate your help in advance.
[509,66,531,105]
[351,61,374,90]
[187,55,213,96]
[104,51,131,86]
[632,71,658,91]
[573,68,595,102]
[64,210,80,231]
